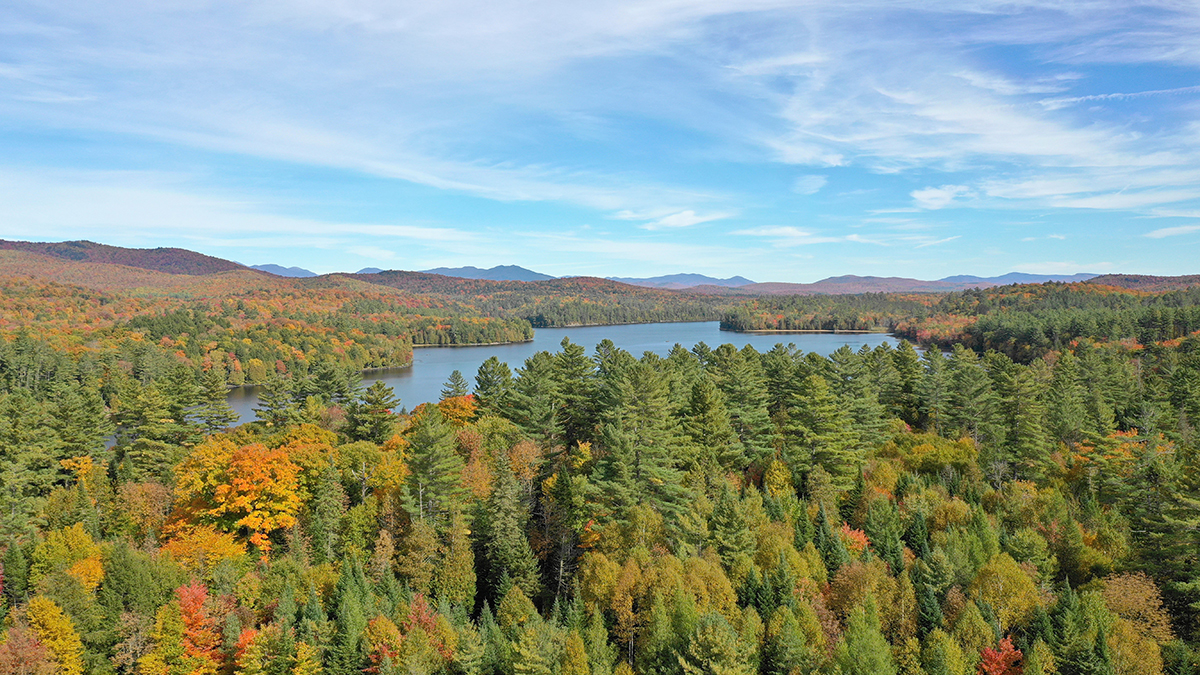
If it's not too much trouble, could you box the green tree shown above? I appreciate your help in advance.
[346,381,399,444]
[403,407,465,524]
[441,370,470,400]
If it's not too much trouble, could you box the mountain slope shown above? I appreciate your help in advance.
[0,240,244,275]
[0,250,290,296]
[1085,274,1200,292]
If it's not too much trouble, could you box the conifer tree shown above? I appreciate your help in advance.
[475,356,513,416]
[507,352,562,446]
[483,453,540,600]
[554,338,598,448]
[835,597,896,675]
[708,344,773,467]
[919,349,950,435]
[192,367,238,433]
[681,378,740,473]
[783,374,858,489]
[345,381,400,444]
[441,370,470,400]
[403,407,465,524]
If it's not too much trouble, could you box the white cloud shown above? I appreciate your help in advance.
[911,185,970,210]
[734,226,855,247]
[1145,224,1200,238]
[641,210,732,230]
[792,175,827,195]
[915,235,960,248]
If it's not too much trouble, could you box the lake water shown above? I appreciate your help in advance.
[226,321,895,422]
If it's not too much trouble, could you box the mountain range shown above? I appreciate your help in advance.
[3,240,1191,296]
[250,264,317,277]
[608,273,755,289]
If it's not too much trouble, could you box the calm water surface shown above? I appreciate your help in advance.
[226,321,895,422]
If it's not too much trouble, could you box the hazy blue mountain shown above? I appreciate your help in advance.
[609,273,756,289]
[251,264,317,277]
[939,272,1098,284]
[357,267,386,274]
[420,265,554,281]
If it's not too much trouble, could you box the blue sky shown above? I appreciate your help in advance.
[2,1,1199,282]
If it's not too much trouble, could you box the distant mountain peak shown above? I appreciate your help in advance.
[420,265,554,282]
[251,264,316,278]
[608,273,755,290]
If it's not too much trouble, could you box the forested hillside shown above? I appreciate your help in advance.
[2,293,1200,673]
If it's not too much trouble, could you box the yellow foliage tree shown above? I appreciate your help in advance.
[970,553,1040,632]
[25,596,84,675]
[30,523,104,593]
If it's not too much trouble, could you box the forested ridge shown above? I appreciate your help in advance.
[3,267,1200,675]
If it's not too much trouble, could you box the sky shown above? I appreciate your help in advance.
[2,1,1200,282]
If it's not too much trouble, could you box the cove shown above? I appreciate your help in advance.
[226,321,896,423]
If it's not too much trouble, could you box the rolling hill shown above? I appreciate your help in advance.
[0,239,245,275]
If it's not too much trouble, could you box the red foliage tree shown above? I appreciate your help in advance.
[979,636,1023,675]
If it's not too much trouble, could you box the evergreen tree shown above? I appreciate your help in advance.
[475,356,513,416]
[441,370,470,400]
[483,453,540,600]
[403,407,465,524]
[507,352,562,446]
[554,338,598,448]
[191,367,238,433]
[919,349,950,435]
[681,377,740,473]
[782,374,858,489]
[836,597,897,675]
[708,344,773,466]
[345,381,400,444]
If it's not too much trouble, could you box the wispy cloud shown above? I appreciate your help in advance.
[1145,224,1200,239]
[640,210,733,230]
[912,185,971,210]
[792,175,827,195]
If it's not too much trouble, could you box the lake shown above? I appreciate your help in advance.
[226,321,896,422]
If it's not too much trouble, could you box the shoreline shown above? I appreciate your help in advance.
[720,328,888,334]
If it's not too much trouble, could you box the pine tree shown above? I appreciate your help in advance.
[783,374,858,489]
[192,367,238,433]
[919,349,951,435]
[945,345,1000,446]
[681,378,740,473]
[255,374,299,428]
[403,407,465,524]
[815,504,850,575]
[554,338,598,448]
[708,344,773,467]
[345,381,400,444]
[708,485,755,571]
[441,370,470,400]
[484,453,541,600]
[432,509,476,607]
[474,356,513,416]
[507,352,562,446]
[589,360,687,528]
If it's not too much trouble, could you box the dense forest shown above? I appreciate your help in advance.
[3,263,1200,675]
[723,283,1200,363]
